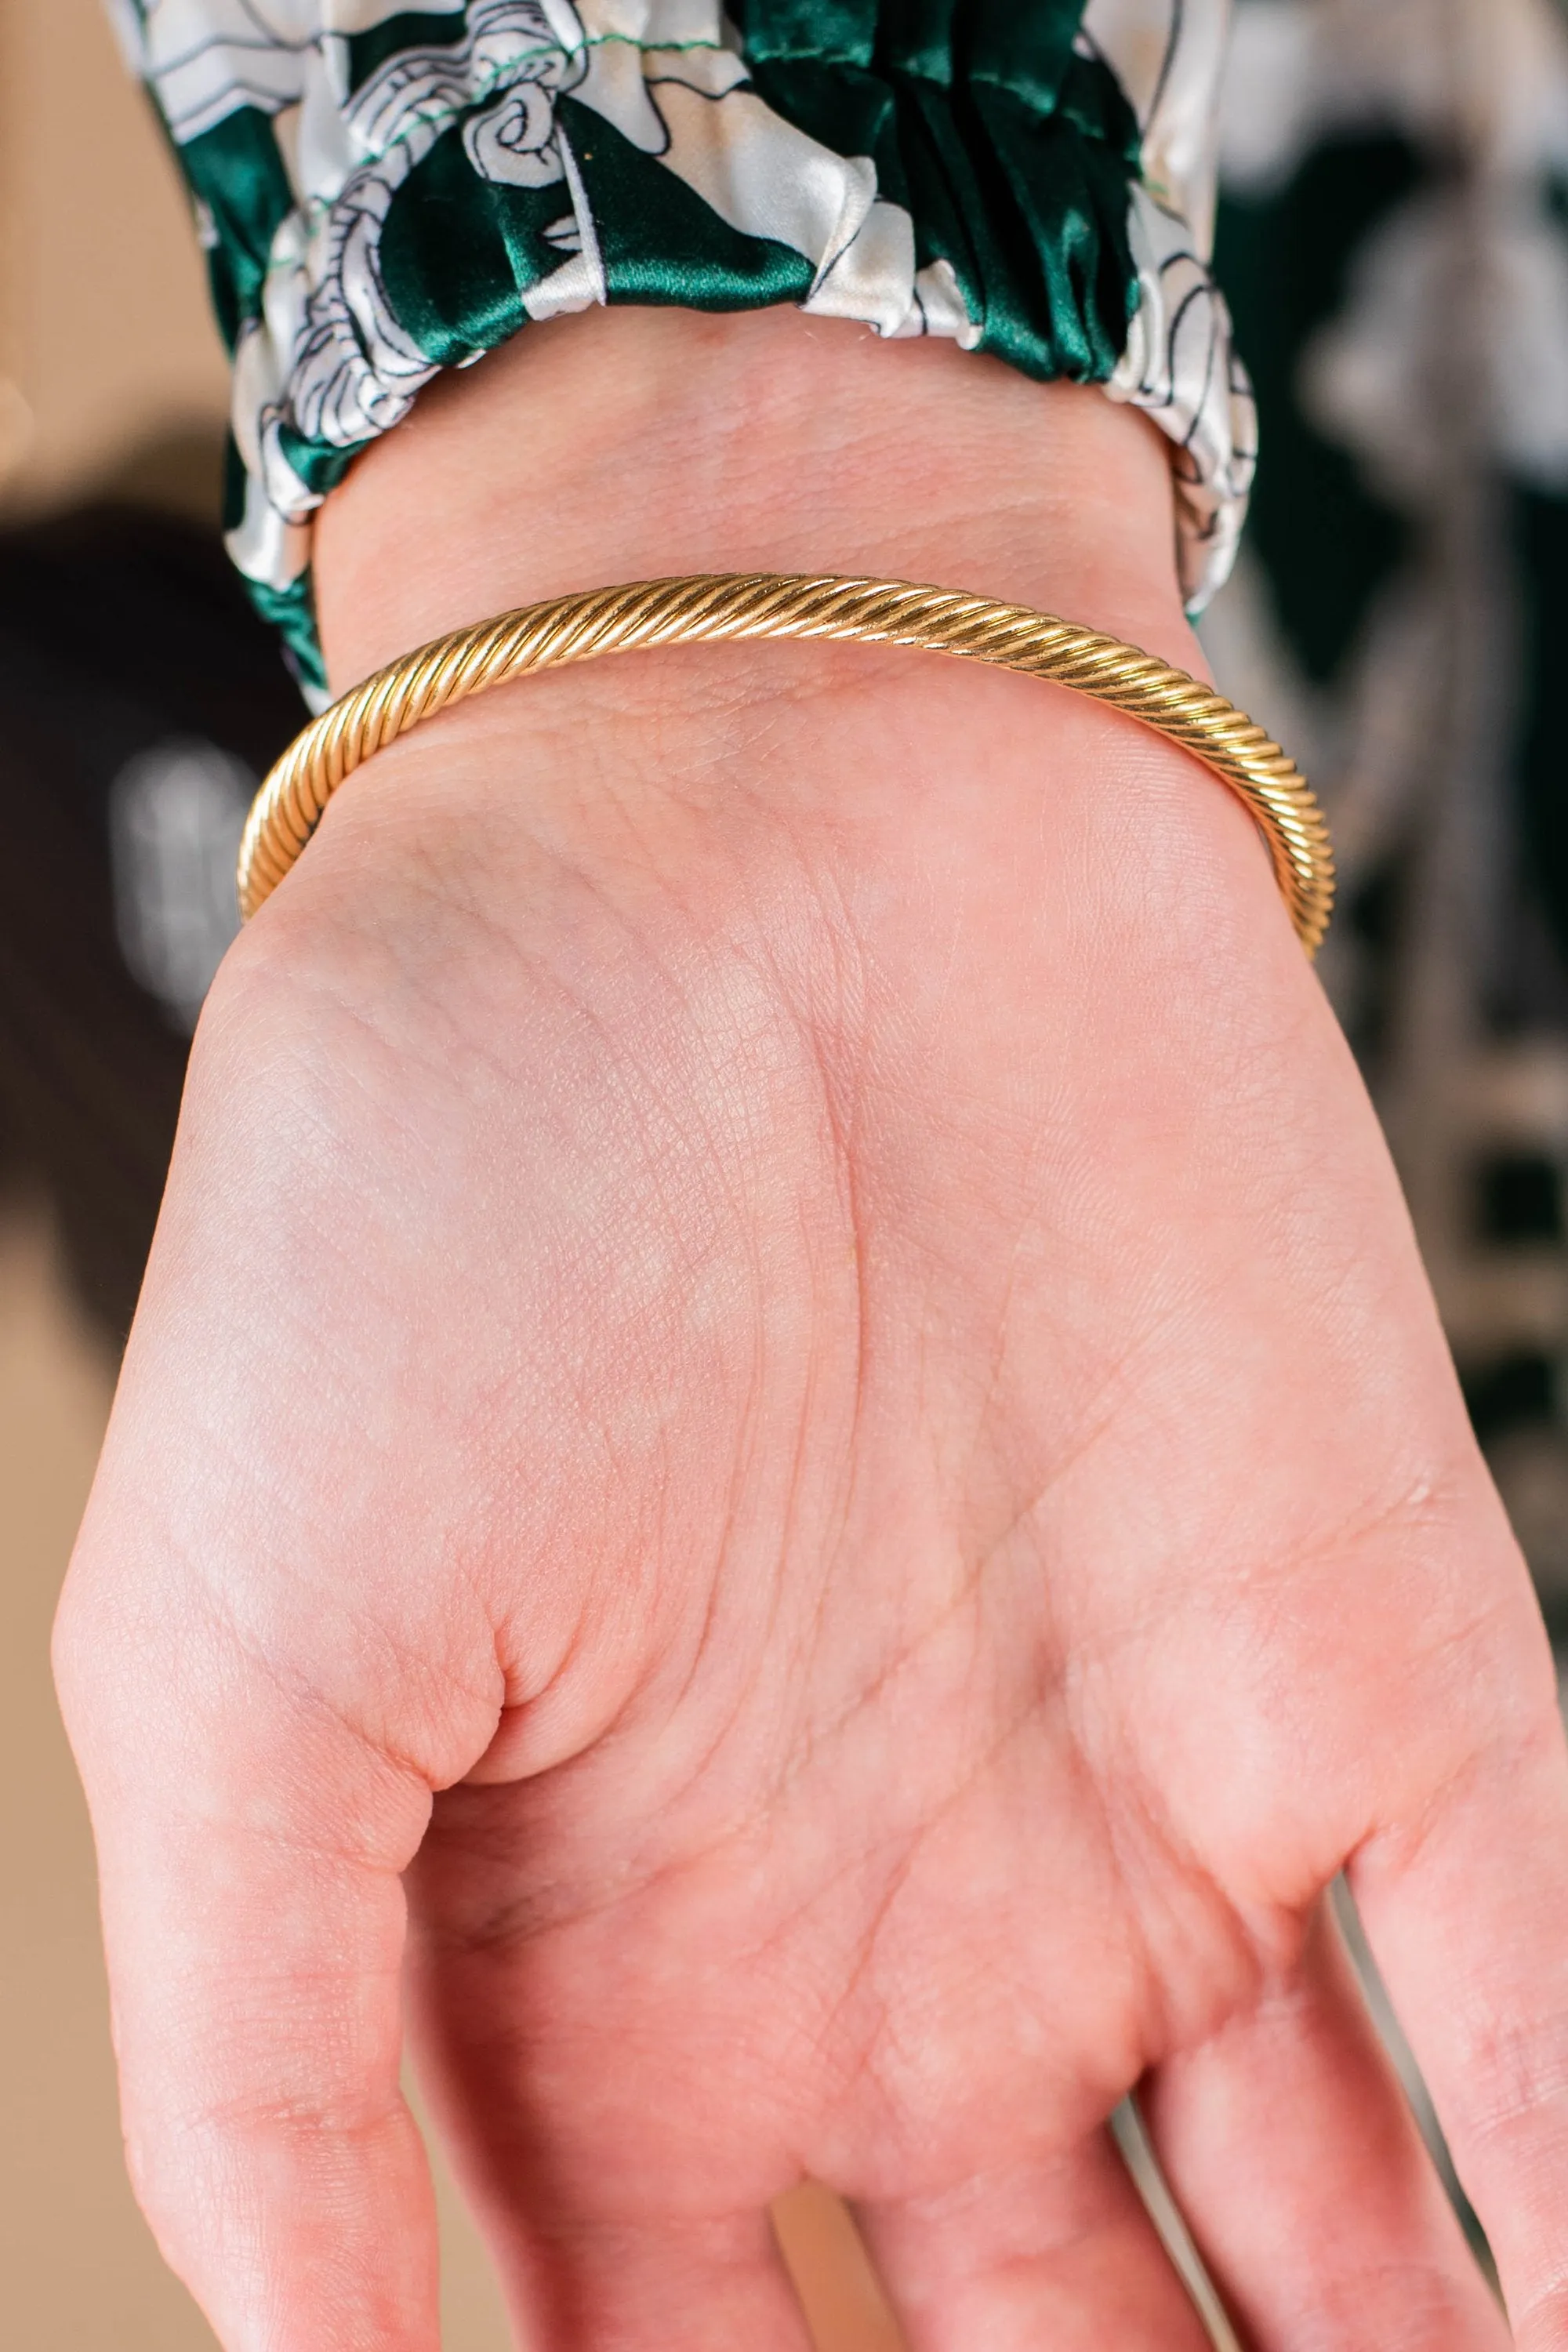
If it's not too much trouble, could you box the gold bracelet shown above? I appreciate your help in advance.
[238,572,1334,953]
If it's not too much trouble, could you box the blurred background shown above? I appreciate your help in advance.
[2,1,1565,2346]
[1203,0,1568,1628]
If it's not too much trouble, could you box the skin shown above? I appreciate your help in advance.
[53,307,1568,2352]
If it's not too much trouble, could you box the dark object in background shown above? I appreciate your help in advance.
[0,465,303,1344]
[1207,9,1568,1648]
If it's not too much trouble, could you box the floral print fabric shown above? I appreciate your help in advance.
[107,1,1254,696]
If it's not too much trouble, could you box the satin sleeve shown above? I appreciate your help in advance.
[108,0,1254,699]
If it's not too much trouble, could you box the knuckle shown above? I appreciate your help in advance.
[1465,2016,1568,2151]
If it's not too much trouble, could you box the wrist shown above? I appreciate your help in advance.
[263,307,1287,1018]
[312,306,1196,693]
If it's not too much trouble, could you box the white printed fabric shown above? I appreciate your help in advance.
[107,1,1255,695]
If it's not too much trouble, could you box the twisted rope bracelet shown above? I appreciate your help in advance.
[238,572,1334,954]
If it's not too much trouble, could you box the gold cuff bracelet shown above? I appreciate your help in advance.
[238,572,1334,954]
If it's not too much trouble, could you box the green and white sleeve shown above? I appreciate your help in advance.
[108,0,1254,701]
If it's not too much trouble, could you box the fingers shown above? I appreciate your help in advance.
[403,1926,818,2349]
[54,1561,448,2352]
[1142,1896,1506,2352]
[1349,1692,1568,2352]
[493,2212,817,2351]
[852,2132,1216,2352]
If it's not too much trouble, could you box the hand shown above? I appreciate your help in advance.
[56,314,1568,2352]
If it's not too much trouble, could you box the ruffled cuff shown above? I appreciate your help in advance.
[113,0,1252,699]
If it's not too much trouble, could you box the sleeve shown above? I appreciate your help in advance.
[107,0,1254,702]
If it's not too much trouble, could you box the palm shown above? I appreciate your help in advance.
[60,652,1561,2352]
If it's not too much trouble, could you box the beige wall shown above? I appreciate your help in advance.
[0,0,229,506]
[0,2,228,2332]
